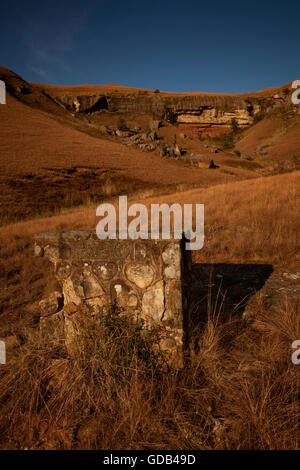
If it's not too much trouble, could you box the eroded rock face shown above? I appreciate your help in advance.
[47,83,295,130]
[56,94,108,113]
[39,291,64,317]
[164,280,183,326]
[142,280,164,325]
[62,278,81,305]
[162,244,181,279]
[34,231,186,367]
[52,91,269,126]
[125,264,154,289]
[177,107,253,126]
[71,267,105,299]
[93,261,118,280]
[111,280,138,309]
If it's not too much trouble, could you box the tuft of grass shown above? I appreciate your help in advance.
[0,297,298,450]
[71,304,166,379]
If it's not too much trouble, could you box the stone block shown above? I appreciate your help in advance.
[39,291,64,317]
[34,231,187,366]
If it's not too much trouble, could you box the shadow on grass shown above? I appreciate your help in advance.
[182,253,273,348]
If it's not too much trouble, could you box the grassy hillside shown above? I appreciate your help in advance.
[0,67,299,450]
[0,172,299,449]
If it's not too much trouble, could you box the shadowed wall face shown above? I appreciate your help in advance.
[34,230,185,367]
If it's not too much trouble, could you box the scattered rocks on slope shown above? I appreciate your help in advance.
[173,143,183,156]
[146,130,158,141]
[106,123,189,157]
[99,125,116,136]
[115,129,134,138]
[149,119,161,132]
[188,153,217,168]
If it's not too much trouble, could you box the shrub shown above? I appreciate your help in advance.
[74,304,166,377]
[205,131,235,150]
[220,133,235,150]
[117,117,127,130]
[231,118,239,132]
[0,291,298,449]
[164,108,177,125]
[253,112,264,124]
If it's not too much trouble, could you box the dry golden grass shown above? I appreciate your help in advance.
[236,115,300,165]
[0,171,298,330]
[1,66,299,450]
[142,171,300,267]
[0,171,299,449]
[0,298,298,450]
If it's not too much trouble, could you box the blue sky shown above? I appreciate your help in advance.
[0,0,299,93]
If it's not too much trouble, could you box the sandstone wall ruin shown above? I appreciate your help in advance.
[34,231,188,367]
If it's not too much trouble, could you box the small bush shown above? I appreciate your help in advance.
[231,118,239,132]
[117,117,127,131]
[0,294,298,449]
[220,133,235,150]
[163,108,178,125]
[74,304,166,377]
[253,112,264,124]
[205,131,235,150]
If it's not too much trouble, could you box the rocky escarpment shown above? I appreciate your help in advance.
[54,88,292,126]
[0,66,294,128]
[56,93,261,126]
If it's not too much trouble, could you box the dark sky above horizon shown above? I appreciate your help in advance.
[0,0,299,93]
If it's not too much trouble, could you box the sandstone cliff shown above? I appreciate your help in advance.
[53,88,291,126]
[0,66,294,128]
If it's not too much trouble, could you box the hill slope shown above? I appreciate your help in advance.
[0,67,260,224]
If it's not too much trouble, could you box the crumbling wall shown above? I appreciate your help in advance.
[34,231,186,367]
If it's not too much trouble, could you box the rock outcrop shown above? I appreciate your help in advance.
[52,88,293,127]
[0,66,295,129]
[56,92,261,126]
